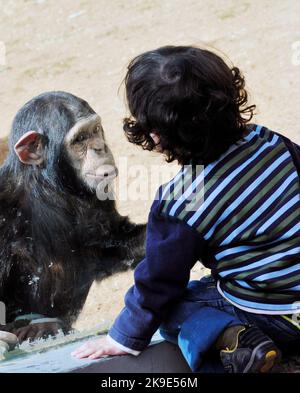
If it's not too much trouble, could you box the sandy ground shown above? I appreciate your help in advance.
[0,0,299,332]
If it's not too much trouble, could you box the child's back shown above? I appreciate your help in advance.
[159,123,300,315]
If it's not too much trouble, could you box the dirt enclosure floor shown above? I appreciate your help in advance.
[0,0,299,332]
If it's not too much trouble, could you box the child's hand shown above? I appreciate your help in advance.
[71,336,128,360]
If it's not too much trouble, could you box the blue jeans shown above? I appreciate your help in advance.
[159,275,300,373]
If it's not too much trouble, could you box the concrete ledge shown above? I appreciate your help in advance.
[73,341,192,374]
[0,335,191,373]
[1,331,298,373]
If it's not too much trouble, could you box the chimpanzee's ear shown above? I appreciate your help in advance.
[14,131,45,165]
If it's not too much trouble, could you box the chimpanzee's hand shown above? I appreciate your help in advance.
[12,322,63,343]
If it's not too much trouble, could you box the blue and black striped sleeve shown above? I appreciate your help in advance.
[108,198,204,352]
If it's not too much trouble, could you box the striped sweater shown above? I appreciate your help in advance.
[108,123,300,352]
[159,124,300,314]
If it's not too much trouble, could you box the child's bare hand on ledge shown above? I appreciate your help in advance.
[71,336,127,360]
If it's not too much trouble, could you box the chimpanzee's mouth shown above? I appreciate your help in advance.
[85,167,118,182]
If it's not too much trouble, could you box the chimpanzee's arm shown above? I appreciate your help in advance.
[94,222,146,280]
[0,254,11,314]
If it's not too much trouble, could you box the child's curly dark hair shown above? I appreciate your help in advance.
[123,46,256,165]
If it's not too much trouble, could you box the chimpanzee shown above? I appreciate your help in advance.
[0,91,146,342]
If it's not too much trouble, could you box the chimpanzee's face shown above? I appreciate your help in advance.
[13,113,118,192]
[64,114,117,190]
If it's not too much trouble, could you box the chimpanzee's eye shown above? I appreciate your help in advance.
[93,125,101,135]
[73,133,88,144]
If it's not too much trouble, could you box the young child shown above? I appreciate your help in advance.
[72,46,300,373]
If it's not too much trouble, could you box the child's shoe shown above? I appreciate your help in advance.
[220,325,281,373]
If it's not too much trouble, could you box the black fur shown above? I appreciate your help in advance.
[0,91,145,329]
